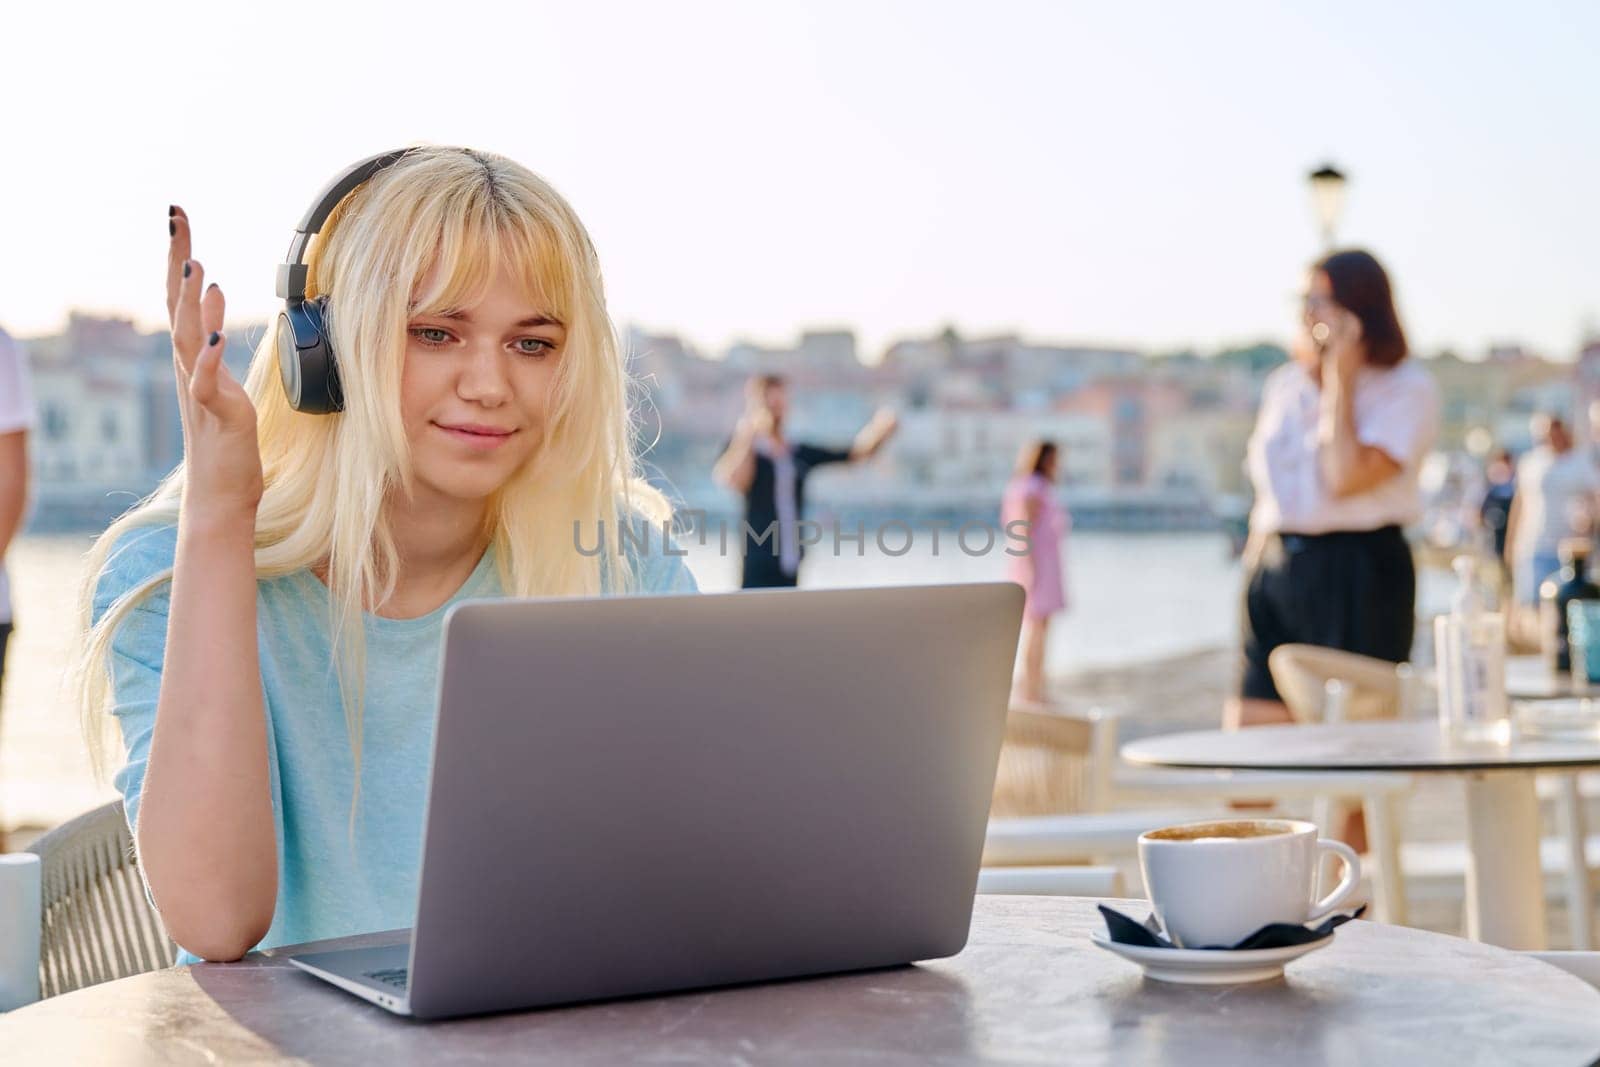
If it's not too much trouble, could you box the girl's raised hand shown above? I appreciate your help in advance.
[166,206,264,519]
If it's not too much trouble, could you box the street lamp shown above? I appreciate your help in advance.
[1307,163,1347,250]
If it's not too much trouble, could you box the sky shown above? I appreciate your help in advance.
[3,0,1596,362]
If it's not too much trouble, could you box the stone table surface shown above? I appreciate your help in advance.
[3,896,1600,1065]
[1122,719,1600,772]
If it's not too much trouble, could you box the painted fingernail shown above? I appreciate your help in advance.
[168,205,176,217]
[183,261,191,278]
[208,331,220,347]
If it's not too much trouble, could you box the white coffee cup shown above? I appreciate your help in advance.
[1137,818,1360,949]
[0,853,41,1011]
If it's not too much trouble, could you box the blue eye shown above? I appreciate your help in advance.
[516,338,555,356]
[410,327,454,346]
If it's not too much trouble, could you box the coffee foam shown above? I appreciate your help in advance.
[1145,820,1295,843]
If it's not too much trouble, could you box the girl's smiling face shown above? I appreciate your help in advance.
[400,259,567,506]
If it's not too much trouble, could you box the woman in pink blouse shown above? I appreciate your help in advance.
[1002,440,1070,705]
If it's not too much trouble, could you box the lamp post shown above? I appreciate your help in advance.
[1307,163,1347,251]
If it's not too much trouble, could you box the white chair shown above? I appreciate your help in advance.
[1269,645,1413,882]
[976,866,1124,897]
[1267,646,1423,923]
[1538,771,1600,949]
[1268,644,1418,725]
[984,811,1233,867]
[1271,643,1600,948]
[985,705,1414,923]
[988,705,1102,818]
[984,705,1235,885]
[1094,696,1412,924]
[1401,822,1600,950]
[24,801,176,999]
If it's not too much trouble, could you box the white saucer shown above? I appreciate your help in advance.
[1090,932,1333,985]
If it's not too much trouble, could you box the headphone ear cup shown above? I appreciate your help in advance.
[277,296,344,414]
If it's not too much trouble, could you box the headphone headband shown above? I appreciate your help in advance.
[275,146,423,413]
[274,147,418,303]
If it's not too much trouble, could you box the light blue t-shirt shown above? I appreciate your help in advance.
[94,518,698,964]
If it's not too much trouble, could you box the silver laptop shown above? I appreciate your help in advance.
[289,582,1022,1019]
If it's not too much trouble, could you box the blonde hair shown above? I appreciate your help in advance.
[77,146,671,785]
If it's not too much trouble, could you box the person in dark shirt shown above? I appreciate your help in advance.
[713,374,897,588]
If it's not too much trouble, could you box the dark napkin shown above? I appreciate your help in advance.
[1098,902,1366,951]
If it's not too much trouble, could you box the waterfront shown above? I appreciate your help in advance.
[0,526,1461,836]
[0,530,1244,831]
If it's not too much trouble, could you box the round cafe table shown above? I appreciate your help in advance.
[3,896,1600,1065]
[1505,653,1600,700]
[1123,719,1600,950]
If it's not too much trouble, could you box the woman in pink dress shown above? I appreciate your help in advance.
[1001,440,1070,705]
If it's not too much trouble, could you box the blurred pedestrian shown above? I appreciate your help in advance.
[1478,449,1516,559]
[1477,447,1516,596]
[0,325,34,853]
[0,327,29,677]
[1229,250,1440,733]
[1505,414,1600,609]
[1001,440,1070,706]
[713,374,897,588]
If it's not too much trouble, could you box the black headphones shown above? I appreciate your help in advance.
[275,147,419,413]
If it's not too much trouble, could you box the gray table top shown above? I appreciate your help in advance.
[4,896,1600,1065]
[1123,719,1600,773]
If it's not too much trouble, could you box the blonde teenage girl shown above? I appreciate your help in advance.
[78,147,695,963]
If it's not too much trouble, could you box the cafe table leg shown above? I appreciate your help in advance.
[1463,770,1547,950]
[1363,792,1407,926]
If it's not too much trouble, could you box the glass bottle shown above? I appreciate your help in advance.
[1437,556,1508,744]
[1541,538,1600,673]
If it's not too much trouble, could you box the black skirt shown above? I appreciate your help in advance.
[1238,525,1416,702]
[741,551,800,589]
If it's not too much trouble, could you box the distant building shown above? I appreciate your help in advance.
[1055,379,1185,487]
[29,308,1582,533]
[1147,409,1257,495]
[881,333,959,378]
[890,409,1113,492]
[1424,349,1573,452]
[29,314,156,486]
[725,329,862,382]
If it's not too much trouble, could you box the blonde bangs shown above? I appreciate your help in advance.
[406,191,575,332]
